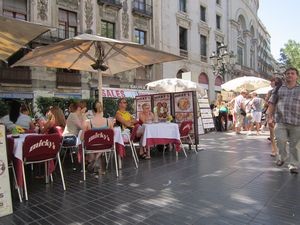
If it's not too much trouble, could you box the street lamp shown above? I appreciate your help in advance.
[274,63,286,79]
[210,43,236,81]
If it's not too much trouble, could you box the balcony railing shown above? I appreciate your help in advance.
[201,55,207,62]
[0,67,31,85]
[180,49,188,58]
[132,0,153,18]
[56,71,81,88]
[97,0,122,9]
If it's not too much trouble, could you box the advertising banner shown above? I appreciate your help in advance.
[152,93,172,120]
[0,125,13,217]
[173,92,194,123]
[135,95,152,116]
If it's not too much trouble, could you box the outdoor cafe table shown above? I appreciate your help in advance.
[10,127,125,187]
[141,122,181,154]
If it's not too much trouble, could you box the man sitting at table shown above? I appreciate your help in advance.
[115,98,137,131]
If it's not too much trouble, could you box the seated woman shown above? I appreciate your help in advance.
[63,101,87,138]
[0,101,21,132]
[115,98,137,131]
[137,103,154,159]
[40,106,66,135]
[16,104,35,131]
[82,101,114,174]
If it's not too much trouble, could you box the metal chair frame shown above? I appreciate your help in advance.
[21,133,66,201]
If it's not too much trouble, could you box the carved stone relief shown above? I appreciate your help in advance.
[57,0,79,11]
[37,0,48,21]
[176,12,191,29]
[134,17,148,30]
[215,33,224,43]
[100,7,118,22]
[122,0,129,38]
[85,0,93,32]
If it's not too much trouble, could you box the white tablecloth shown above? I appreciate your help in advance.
[141,122,181,150]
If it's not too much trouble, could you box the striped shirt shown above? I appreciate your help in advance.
[269,84,300,125]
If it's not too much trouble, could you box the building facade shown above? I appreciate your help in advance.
[155,0,274,100]
[0,0,274,102]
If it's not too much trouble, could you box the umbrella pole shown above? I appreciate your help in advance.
[98,70,103,104]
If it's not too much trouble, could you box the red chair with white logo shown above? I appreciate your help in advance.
[6,137,22,202]
[22,133,66,200]
[179,121,196,155]
[83,129,118,180]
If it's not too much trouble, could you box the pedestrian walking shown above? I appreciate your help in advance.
[268,67,300,174]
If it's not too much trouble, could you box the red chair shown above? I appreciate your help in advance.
[179,121,196,156]
[22,133,66,200]
[83,129,118,180]
[61,133,81,165]
[6,137,22,202]
[122,124,140,168]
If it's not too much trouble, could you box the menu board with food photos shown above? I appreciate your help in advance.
[174,92,194,123]
[135,95,152,117]
[153,93,172,120]
[0,125,13,217]
[173,91,199,145]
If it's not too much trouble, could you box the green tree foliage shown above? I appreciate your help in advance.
[279,40,300,72]
[0,99,9,118]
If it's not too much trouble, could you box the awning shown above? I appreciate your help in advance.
[0,16,50,62]
[0,92,33,99]
[54,93,82,99]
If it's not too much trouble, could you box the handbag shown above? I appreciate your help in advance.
[240,108,246,116]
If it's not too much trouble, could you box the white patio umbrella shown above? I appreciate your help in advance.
[251,86,273,95]
[221,76,270,92]
[12,33,182,102]
[145,78,206,96]
[0,16,50,62]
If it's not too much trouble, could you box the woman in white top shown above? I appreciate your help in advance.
[16,105,35,130]
[63,101,87,137]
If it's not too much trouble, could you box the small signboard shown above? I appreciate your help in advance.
[0,125,13,217]
[173,92,194,122]
[197,94,215,130]
[153,93,172,120]
[135,95,152,116]
[198,117,205,135]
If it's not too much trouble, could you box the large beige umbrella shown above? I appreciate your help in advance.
[251,86,273,95]
[145,78,206,96]
[12,33,182,101]
[0,16,50,62]
[221,76,270,92]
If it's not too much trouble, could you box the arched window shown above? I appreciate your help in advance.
[177,69,187,79]
[215,76,223,86]
[198,72,208,84]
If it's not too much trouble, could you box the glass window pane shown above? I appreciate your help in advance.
[59,24,66,39]
[200,35,207,56]
[69,27,76,38]
[179,27,187,50]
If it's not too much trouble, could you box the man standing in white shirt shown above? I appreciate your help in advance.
[233,89,247,134]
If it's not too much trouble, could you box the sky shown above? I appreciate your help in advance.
[257,0,300,60]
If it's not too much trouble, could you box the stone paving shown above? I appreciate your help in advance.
[1,131,300,225]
